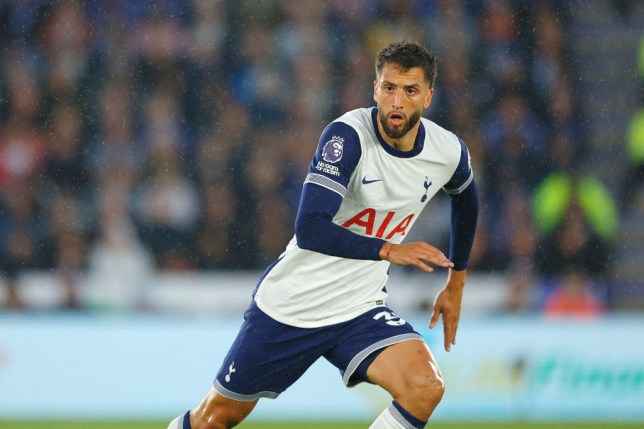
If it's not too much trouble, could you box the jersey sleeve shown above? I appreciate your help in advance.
[443,138,474,195]
[444,138,479,270]
[303,121,361,195]
[295,121,386,260]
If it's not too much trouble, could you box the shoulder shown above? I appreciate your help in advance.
[421,118,464,161]
[309,109,371,182]
[427,120,474,193]
[333,108,374,137]
[317,107,374,155]
[422,118,460,146]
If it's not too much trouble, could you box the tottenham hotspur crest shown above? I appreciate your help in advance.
[322,136,344,163]
[421,177,432,202]
[225,362,236,382]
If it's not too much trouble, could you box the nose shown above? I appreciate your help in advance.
[392,89,403,108]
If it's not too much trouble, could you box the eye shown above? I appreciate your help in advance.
[384,85,394,92]
[406,88,417,95]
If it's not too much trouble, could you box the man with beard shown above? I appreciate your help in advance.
[169,40,479,429]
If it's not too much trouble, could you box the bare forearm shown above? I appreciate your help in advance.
[446,268,467,289]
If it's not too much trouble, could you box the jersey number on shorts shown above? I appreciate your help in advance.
[373,311,406,326]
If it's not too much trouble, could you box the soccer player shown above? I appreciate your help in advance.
[169,40,478,429]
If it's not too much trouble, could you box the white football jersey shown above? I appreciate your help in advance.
[254,107,472,328]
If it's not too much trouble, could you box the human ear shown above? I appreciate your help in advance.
[424,88,434,109]
[373,80,378,103]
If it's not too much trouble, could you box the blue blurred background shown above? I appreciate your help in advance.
[1,0,643,423]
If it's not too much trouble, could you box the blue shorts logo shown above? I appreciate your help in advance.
[225,362,236,382]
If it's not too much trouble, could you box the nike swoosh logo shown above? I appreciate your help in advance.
[362,176,382,185]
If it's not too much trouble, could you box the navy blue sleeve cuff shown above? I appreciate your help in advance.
[448,179,479,270]
[295,183,386,261]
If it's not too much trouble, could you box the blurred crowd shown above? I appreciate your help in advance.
[0,0,634,315]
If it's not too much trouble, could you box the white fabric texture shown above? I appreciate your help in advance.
[255,107,468,328]
[369,407,408,429]
[167,414,184,429]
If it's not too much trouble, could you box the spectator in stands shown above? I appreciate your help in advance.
[504,259,538,313]
[229,22,286,127]
[0,186,49,310]
[619,105,644,211]
[42,102,91,197]
[0,0,624,313]
[532,169,618,310]
[193,180,237,269]
[483,92,548,194]
[38,0,92,114]
[86,180,154,310]
[47,192,89,309]
[244,131,291,265]
[545,270,603,318]
[0,49,45,190]
[532,170,618,262]
[1,273,23,310]
[132,143,200,271]
[88,78,142,191]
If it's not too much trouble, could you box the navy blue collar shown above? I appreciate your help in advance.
[371,107,425,158]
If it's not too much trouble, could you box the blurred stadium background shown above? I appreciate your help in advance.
[1,0,644,427]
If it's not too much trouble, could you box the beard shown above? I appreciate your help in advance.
[378,109,421,139]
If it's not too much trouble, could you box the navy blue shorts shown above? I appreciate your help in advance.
[213,301,424,401]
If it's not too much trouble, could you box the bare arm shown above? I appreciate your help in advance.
[379,242,463,352]
[429,268,466,352]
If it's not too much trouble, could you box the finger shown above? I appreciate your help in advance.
[427,247,452,265]
[443,321,451,351]
[452,322,458,345]
[430,250,454,267]
[444,317,457,352]
[418,251,453,268]
[429,306,440,329]
[423,256,453,268]
[414,260,434,273]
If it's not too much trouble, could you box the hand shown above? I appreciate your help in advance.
[379,241,454,272]
[429,269,466,352]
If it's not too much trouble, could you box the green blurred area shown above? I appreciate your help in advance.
[1,422,643,429]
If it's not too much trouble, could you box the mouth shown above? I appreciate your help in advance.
[388,112,405,127]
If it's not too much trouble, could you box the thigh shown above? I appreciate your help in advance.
[214,301,336,400]
[366,339,443,396]
[324,306,425,387]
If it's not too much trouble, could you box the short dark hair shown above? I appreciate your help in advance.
[375,40,438,88]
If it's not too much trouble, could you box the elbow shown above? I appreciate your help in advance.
[295,229,310,251]
[295,210,335,251]
[294,218,316,251]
